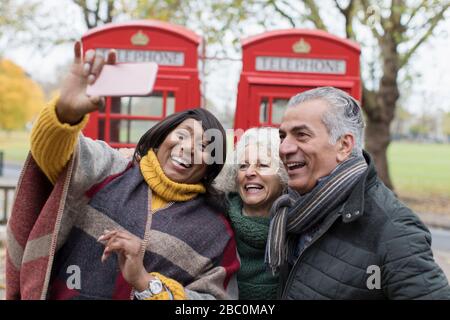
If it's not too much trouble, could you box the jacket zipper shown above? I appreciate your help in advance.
[281,213,341,299]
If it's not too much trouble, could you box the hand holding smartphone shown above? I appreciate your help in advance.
[86,62,158,97]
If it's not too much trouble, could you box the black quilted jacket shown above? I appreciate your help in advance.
[279,152,450,300]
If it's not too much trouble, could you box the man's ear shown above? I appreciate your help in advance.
[336,134,355,162]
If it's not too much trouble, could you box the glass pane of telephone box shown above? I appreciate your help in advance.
[102,92,176,144]
[259,98,269,124]
[111,92,175,118]
[111,94,163,117]
[165,92,175,117]
[272,98,289,124]
[98,119,105,141]
[111,119,159,144]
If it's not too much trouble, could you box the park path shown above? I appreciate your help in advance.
[435,251,450,282]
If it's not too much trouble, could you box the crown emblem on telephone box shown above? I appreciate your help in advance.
[131,30,149,46]
[292,38,311,54]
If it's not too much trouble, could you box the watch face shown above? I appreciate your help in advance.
[149,279,163,294]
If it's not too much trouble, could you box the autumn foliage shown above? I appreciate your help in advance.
[0,59,45,130]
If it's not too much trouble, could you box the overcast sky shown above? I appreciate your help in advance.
[3,0,450,115]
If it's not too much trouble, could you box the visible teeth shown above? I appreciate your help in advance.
[172,156,192,168]
[245,184,263,190]
[287,162,305,169]
[173,156,188,165]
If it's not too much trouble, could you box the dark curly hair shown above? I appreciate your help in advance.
[133,108,227,210]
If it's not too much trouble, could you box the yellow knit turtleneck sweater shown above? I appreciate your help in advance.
[139,149,206,211]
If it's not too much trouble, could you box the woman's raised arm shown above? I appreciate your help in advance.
[30,41,116,183]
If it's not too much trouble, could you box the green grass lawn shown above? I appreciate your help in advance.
[387,142,450,197]
[0,130,30,164]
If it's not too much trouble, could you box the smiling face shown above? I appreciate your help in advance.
[156,118,208,184]
[237,144,283,217]
[279,99,341,194]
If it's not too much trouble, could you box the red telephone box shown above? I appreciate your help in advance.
[81,20,202,148]
[234,29,361,130]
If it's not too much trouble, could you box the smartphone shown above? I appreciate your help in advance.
[86,62,158,97]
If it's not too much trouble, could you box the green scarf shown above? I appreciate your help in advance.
[227,193,279,300]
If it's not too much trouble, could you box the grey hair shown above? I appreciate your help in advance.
[287,87,365,156]
[214,127,288,194]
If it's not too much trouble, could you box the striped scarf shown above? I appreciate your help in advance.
[265,155,368,273]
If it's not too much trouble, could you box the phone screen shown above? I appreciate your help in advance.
[86,62,158,97]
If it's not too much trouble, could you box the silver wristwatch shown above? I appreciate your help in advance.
[134,277,164,300]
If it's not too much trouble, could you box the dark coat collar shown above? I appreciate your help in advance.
[340,150,378,223]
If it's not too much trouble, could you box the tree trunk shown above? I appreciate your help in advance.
[363,33,400,191]
[365,118,394,189]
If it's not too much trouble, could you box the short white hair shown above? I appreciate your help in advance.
[214,127,288,193]
[288,87,365,155]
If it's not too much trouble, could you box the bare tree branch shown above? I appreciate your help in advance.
[73,0,91,29]
[391,0,404,30]
[267,0,297,27]
[333,0,346,15]
[72,0,118,28]
[94,0,101,26]
[403,0,428,27]
[359,0,382,41]
[332,0,357,39]
[388,0,409,44]
[303,0,328,31]
[106,0,115,23]
[400,3,450,68]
